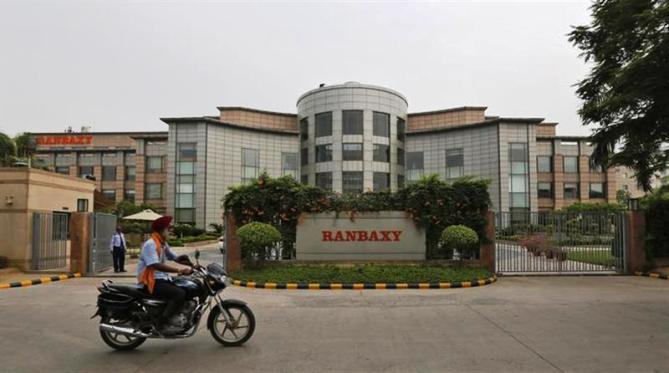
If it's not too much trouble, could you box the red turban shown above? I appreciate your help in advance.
[151,216,173,232]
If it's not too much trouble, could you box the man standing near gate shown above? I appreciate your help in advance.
[110,226,127,273]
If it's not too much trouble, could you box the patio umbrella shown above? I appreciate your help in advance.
[122,209,162,221]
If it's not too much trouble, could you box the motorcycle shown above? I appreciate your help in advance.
[93,250,255,350]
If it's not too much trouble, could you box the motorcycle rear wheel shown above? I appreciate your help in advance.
[207,304,255,346]
[99,316,147,351]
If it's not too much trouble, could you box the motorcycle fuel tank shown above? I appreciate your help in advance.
[173,277,202,298]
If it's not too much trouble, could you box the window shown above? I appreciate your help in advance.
[102,166,116,181]
[589,183,606,198]
[102,153,118,166]
[564,156,578,173]
[178,143,196,161]
[509,143,529,209]
[281,153,298,178]
[176,143,196,223]
[397,148,405,166]
[373,144,390,162]
[55,166,69,175]
[78,166,94,177]
[300,118,309,141]
[589,157,603,173]
[562,141,578,146]
[315,112,332,138]
[406,152,424,184]
[77,199,89,212]
[373,172,390,191]
[373,112,390,137]
[241,148,259,182]
[55,153,72,166]
[102,189,116,201]
[398,175,405,189]
[146,156,164,173]
[342,172,364,194]
[124,190,135,203]
[125,166,136,181]
[145,183,163,199]
[564,183,579,199]
[301,174,308,185]
[342,143,363,161]
[300,147,309,166]
[124,153,136,166]
[315,172,332,190]
[175,209,195,225]
[78,153,99,166]
[537,156,552,173]
[315,144,332,163]
[445,148,464,180]
[397,118,406,141]
[538,182,553,198]
[342,110,363,135]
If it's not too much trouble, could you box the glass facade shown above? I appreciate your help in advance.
[316,172,332,190]
[373,112,390,137]
[342,171,364,194]
[397,147,405,166]
[342,110,363,135]
[373,144,390,162]
[373,172,390,191]
[281,152,298,178]
[300,117,309,141]
[241,148,259,183]
[406,152,424,184]
[445,148,464,180]
[397,117,406,141]
[315,144,332,163]
[300,147,309,166]
[315,112,332,138]
[509,143,529,211]
[537,156,552,172]
[176,143,196,224]
[342,143,363,161]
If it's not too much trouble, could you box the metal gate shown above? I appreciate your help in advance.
[88,213,117,274]
[31,212,69,270]
[495,211,626,274]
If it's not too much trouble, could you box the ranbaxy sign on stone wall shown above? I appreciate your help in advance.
[296,211,425,260]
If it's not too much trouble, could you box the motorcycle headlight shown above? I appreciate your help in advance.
[221,275,232,286]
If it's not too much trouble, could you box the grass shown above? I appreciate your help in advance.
[566,250,617,266]
[231,264,491,284]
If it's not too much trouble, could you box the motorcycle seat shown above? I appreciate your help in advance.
[108,283,149,299]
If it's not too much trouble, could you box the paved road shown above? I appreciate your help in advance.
[1,276,668,372]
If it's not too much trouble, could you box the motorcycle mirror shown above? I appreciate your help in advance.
[195,249,200,260]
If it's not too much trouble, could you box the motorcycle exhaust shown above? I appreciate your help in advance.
[100,323,150,338]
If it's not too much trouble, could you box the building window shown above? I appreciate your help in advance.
[77,199,89,212]
[175,209,195,225]
[241,148,259,183]
[509,143,529,210]
[300,117,309,141]
[78,166,94,177]
[125,166,136,181]
[445,148,464,180]
[146,156,164,173]
[537,156,552,173]
[55,153,72,166]
[589,183,606,198]
[373,172,390,191]
[300,147,309,166]
[301,174,308,185]
[102,189,116,201]
[102,166,117,181]
[342,143,363,161]
[397,118,406,141]
[102,153,118,166]
[342,171,364,194]
[316,172,332,190]
[78,153,99,166]
[281,152,298,179]
[398,175,405,189]
[315,144,332,163]
[124,190,135,203]
[373,112,390,137]
[176,143,196,224]
[589,157,603,173]
[406,152,424,184]
[564,182,580,199]
[538,182,553,198]
[55,166,69,175]
[145,183,163,199]
[124,152,136,166]
[397,148,405,166]
[373,144,390,162]
[564,156,578,173]
[315,112,332,138]
[342,110,363,135]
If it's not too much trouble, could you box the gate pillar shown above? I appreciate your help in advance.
[625,210,647,274]
[224,213,241,272]
[479,210,496,273]
[70,213,91,275]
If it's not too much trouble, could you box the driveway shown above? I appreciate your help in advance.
[1,276,668,372]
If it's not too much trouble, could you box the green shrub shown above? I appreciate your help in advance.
[209,223,224,234]
[237,222,282,267]
[440,225,479,260]
[172,223,205,237]
[167,238,184,247]
[560,202,626,213]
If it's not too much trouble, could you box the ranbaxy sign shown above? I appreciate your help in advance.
[297,212,425,260]
[36,135,93,146]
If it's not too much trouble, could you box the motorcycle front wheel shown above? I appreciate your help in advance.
[99,316,147,351]
[207,304,255,346]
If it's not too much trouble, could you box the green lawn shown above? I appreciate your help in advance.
[566,250,617,266]
[231,264,491,284]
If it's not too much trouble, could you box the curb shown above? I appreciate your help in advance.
[232,276,497,290]
[635,271,669,280]
[0,273,82,290]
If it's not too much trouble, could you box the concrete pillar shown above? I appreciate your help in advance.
[69,213,91,275]
[224,213,241,272]
[479,210,496,273]
[625,210,647,274]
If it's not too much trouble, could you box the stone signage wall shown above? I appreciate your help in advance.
[296,211,425,261]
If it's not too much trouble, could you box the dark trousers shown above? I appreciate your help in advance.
[153,279,186,322]
[112,246,125,272]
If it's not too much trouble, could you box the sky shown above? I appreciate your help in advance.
[0,0,594,137]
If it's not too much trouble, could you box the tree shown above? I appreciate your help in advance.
[616,189,631,205]
[0,132,17,166]
[13,132,33,158]
[569,0,669,191]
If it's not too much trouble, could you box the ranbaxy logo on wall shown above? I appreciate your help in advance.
[321,230,403,242]
[36,135,93,145]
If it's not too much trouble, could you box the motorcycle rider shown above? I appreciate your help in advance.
[137,216,192,332]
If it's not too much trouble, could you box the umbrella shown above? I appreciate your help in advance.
[122,209,162,221]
